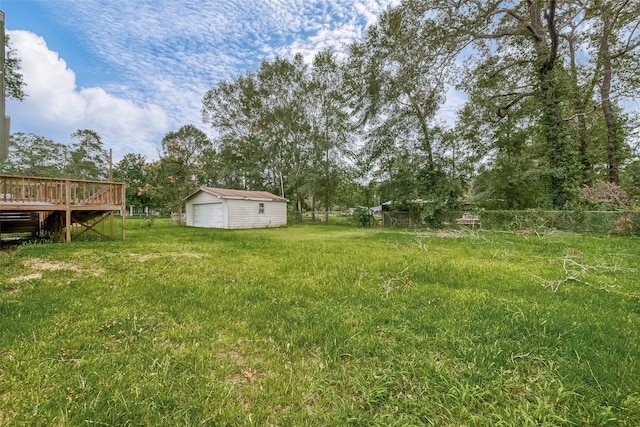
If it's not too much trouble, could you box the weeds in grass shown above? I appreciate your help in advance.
[530,254,637,295]
[379,266,414,297]
[1,220,639,425]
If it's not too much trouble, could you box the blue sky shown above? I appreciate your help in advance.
[1,0,401,160]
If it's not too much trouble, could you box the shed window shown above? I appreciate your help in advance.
[258,203,265,214]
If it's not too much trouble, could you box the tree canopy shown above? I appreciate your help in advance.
[3,0,639,217]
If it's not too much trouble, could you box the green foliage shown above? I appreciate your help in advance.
[350,206,374,227]
[148,125,211,217]
[113,153,153,209]
[1,222,640,424]
[621,160,640,205]
[0,133,68,177]
[346,3,470,214]
[476,209,640,235]
[202,51,353,220]
[5,0,639,215]
[5,34,26,101]
[66,129,109,180]
[473,156,547,210]
[427,0,639,208]
[0,130,110,181]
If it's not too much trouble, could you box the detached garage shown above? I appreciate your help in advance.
[185,187,287,229]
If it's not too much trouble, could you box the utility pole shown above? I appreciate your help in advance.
[0,10,11,160]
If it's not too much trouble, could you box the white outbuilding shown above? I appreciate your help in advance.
[185,187,287,229]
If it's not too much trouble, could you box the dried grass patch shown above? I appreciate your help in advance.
[8,273,42,284]
[129,252,202,262]
[129,253,161,262]
[8,258,105,282]
[412,229,470,239]
[23,258,82,272]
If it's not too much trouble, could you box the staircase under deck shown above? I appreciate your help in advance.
[1,174,126,244]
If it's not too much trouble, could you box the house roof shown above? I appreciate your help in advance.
[186,187,287,202]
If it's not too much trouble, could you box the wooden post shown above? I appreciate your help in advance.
[65,209,71,242]
[110,211,114,240]
[65,180,71,242]
[121,183,126,241]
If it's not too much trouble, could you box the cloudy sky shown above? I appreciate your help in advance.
[1,0,402,161]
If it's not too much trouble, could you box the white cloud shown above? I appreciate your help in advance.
[7,0,403,162]
[7,30,168,161]
[438,87,468,127]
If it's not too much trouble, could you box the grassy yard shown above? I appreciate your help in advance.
[1,220,639,426]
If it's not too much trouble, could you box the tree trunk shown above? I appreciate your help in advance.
[598,5,621,184]
[567,24,593,186]
[530,0,575,208]
[539,67,573,208]
[176,203,183,226]
[324,193,330,224]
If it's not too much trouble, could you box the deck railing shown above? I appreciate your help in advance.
[0,175,125,207]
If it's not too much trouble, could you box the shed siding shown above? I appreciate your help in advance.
[226,199,287,229]
[185,188,286,229]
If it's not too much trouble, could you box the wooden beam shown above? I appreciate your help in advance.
[122,211,126,242]
[109,211,114,240]
[71,215,110,241]
[122,185,126,242]
[65,208,71,243]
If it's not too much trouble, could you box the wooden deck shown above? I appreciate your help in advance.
[0,174,126,243]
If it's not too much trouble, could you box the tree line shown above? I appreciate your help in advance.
[2,0,639,222]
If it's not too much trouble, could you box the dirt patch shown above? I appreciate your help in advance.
[23,258,82,272]
[8,273,42,284]
[7,258,104,282]
[129,253,161,262]
[225,368,262,385]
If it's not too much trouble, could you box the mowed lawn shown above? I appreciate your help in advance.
[1,220,639,426]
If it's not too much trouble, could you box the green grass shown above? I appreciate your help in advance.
[1,220,639,426]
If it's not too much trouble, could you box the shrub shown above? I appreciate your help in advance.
[581,182,630,210]
[350,206,374,227]
[473,209,639,235]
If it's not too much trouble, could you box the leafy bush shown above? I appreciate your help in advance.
[350,206,374,227]
[473,209,639,234]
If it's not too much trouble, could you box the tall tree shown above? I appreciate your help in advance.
[306,49,352,222]
[346,1,465,217]
[65,129,109,180]
[203,55,324,222]
[150,124,211,223]
[256,54,310,219]
[587,0,640,184]
[113,153,151,210]
[445,0,581,208]
[202,72,271,190]
[0,132,68,177]
[563,9,600,185]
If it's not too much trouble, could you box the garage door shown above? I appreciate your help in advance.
[193,203,224,228]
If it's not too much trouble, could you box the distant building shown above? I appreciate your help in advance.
[184,187,287,229]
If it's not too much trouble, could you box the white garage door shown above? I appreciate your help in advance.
[193,203,224,228]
